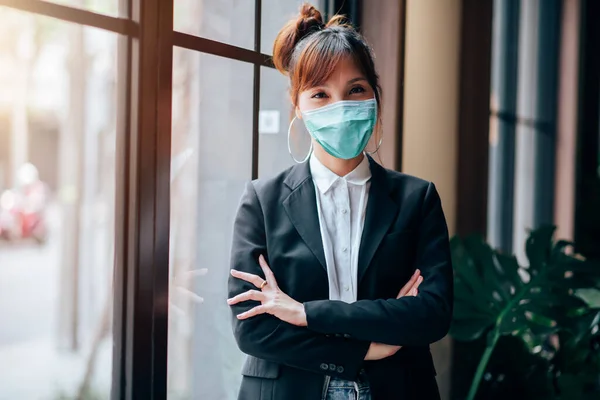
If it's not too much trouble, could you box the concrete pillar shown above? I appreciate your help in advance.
[57,20,85,351]
[10,14,34,187]
[554,0,581,242]
[402,0,463,398]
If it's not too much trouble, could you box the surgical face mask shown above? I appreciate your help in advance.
[301,98,378,160]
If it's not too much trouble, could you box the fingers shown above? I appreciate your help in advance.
[397,269,421,298]
[230,269,265,289]
[415,275,423,289]
[231,255,277,290]
[258,254,278,287]
[398,274,423,299]
[406,276,423,297]
[236,305,268,320]
[407,276,423,296]
[227,289,265,306]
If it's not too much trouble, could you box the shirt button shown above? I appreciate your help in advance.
[329,363,336,371]
[342,247,348,253]
[337,366,345,373]
[320,363,329,370]
[341,209,347,214]
[344,285,350,292]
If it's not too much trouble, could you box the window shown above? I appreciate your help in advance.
[0,6,118,399]
[259,65,303,176]
[261,0,313,55]
[174,0,255,49]
[0,1,328,399]
[43,0,119,17]
[168,49,253,399]
[167,2,323,399]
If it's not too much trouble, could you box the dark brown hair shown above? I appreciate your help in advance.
[272,3,382,113]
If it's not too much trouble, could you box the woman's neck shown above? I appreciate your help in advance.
[313,146,365,177]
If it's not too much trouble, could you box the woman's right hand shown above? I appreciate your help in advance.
[364,269,423,361]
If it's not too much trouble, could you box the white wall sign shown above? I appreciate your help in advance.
[259,110,280,134]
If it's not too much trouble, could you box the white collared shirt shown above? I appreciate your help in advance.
[309,153,371,303]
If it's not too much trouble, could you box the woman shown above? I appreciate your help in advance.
[227,4,453,399]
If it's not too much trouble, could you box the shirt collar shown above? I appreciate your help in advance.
[309,153,371,194]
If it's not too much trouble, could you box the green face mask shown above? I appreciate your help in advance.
[301,99,378,160]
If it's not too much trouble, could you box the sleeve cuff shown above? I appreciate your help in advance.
[304,300,333,334]
[317,336,370,380]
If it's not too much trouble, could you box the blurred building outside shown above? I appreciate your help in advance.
[0,4,116,399]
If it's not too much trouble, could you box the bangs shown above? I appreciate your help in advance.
[285,25,381,109]
[292,36,357,93]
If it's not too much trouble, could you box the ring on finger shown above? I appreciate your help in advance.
[260,280,268,289]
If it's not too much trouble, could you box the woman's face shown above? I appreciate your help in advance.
[295,55,375,118]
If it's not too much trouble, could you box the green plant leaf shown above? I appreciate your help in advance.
[451,237,500,310]
[575,288,600,308]
[525,226,556,273]
[450,318,491,342]
[463,236,512,303]
[450,226,600,399]
[557,373,584,399]
[454,277,496,316]
[529,288,588,310]
[453,300,494,321]
[498,312,526,335]
[494,252,524,293]
[452,226,600,349]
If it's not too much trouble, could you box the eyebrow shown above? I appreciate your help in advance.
[311,77,367,89]
[347,77,367,84]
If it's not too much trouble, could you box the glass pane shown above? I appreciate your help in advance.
[261,0,326,55]
[168,48,253,400]
[45,0,118,17]
[0,8,118,400]
[174,0,255,50]
[258,66,305,177]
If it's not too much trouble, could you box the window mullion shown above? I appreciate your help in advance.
[120,0,173,399]
[251,0,262,180]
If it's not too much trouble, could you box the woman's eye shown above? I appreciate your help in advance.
[311,92,327,99]
[350,86,366,94]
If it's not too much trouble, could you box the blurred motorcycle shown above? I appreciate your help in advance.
[0,163,49,244]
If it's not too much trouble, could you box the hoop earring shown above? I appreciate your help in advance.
[366,131,383,155]
[288,116,313,163]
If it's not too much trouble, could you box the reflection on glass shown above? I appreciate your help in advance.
[45,0,119,17]
[168,48,253,400]
[174,0,255,50]
[0,8,117,400]
[258,66,303,177]
[261,0,325,55]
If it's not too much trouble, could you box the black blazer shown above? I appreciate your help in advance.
[228,155,453,400]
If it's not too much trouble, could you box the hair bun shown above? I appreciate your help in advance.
[296,3,325,39]
[272,3,325,74]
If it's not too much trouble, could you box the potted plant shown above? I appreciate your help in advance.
[450,226,600,399]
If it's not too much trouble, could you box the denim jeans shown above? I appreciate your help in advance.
[324,371,371,400]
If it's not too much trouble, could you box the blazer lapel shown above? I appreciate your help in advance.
[282,163,327,271]
[357,157,399,284]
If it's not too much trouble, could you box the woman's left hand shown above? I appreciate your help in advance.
[228,254,308,327]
